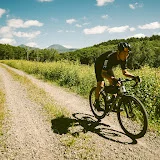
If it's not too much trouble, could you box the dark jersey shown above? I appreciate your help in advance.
[95,51,127,71]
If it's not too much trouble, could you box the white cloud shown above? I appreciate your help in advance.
[57,30,75,33]
[96,0,114,7]
[129,4,136,9]
[25,42,39,48]
[0,38,16,45]
[66,19,76,24]
[0,8,6,18]
[130,33,146,38]
[138,22,160,30]
[7,19,43,28]
[129,27,136,31]
[83,25,108,35]
[83,25,131,35]
[7,19,24,28]
[108,25,129,33]
[24,20,43,27]
[129,2,143,9]
[62,45,73,48]
[37,0,53,2]
[83,23,90,26]
[0,26,13,38]
[76,24,82,27]
[13,31,41,39]
[101,14,109,19]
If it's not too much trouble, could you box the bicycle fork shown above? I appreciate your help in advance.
[121,96,135,118]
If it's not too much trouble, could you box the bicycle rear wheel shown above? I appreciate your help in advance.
[117,95,148,139]
[89,87,107,120]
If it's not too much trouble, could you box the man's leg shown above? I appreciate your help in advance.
[101,69,117,102]
[101,69,115,85]
[94,63,104,101]
[94,81,105,111]
[95,81,104,100]
[94,63,105,111]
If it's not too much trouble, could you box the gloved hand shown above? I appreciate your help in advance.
[133,76,141,83]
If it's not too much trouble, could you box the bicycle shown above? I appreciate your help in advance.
[89,78,148,139]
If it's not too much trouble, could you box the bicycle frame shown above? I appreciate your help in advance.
[104,79,133,115]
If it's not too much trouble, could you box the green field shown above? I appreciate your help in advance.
[1,60,160,132]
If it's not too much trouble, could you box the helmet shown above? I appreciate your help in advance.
[118,42,131,52]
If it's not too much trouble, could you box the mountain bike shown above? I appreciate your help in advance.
[89,78,148,139]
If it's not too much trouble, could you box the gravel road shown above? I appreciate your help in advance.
[0,64,160,160]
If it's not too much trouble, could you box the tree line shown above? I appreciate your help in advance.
[0,44,60,62]
[0,35,160,69]
[60,35,160,69]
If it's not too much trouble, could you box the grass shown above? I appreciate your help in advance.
[0,60,160,133]
[0,89,5,136]
[0,60,96,98]
[0,75,6,148]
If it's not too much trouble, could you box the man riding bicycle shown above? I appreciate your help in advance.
[94,42,140,111]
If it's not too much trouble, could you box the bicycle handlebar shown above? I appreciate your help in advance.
[118,78,139,88]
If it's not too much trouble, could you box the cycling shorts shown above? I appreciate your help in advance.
[94,63,115,82]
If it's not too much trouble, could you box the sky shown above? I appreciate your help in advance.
[0,0,160,49]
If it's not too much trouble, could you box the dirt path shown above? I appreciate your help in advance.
[0,66,65,160]
[0,64,160,160]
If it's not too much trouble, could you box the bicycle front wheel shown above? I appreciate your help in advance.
[89,87,107,120]
[117,95,148,139]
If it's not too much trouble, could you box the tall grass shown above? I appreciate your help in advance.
[1,60,160,131]
[0,60,96,97]
[0,90,5,136]
[0,76,5,143]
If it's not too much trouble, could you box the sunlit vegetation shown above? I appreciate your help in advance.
[0,35,160,68]
[1,60,159,132]
[0,35,160,132]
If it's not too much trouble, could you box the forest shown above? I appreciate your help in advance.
[0,35,160,69]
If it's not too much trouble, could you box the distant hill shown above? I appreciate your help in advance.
[19,44,38,50]
[19,44,77,53]
[47,44,77,53]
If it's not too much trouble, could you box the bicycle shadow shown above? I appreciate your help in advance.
[51,113,137,145]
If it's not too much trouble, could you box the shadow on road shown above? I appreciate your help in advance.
[51,112,137,145]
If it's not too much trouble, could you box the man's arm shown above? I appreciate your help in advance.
[122,69,135,79]
[122,69,141,83]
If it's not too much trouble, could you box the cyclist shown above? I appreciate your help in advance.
[94,42,140,111]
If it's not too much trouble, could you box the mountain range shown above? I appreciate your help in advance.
[47,44,77,53]
[19,44,77,53]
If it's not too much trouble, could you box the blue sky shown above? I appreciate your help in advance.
[0,0,159,49]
